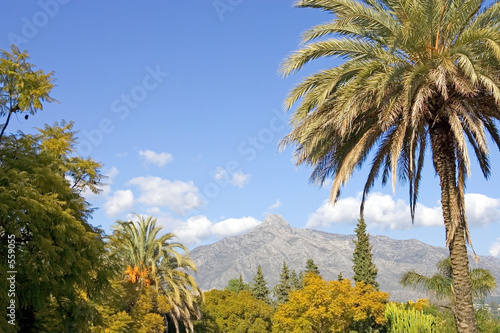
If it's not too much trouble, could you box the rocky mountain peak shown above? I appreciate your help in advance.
[254,214,291,231]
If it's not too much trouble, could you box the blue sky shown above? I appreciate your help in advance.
[2,1,500,258]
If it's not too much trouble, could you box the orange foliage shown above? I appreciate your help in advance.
[124,265,151,286]
[272,273,389,333]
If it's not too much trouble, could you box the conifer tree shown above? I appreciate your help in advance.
[290,269,303,290]
[251,265,270,303]
[273,261,292,304]
[352,216,379,289]
[304,259,320,276]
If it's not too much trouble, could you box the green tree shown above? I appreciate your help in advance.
[0,45,56,143]
[400,257,497,305]
[353,216,379,289]
[109,215,202,332]
[279,1,500,331]
[225,274,250,293]
[0,122,109,331]
[304,258,320,276]
[195,290,273,333]
[273,261,293,304]
[251,265,270,303]
[290,269,303,290]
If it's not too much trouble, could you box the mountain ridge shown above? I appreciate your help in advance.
[190,214,500,302]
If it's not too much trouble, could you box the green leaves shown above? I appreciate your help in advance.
[0,123,109,331]
[0,45,57,142]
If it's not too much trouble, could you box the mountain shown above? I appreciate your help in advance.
[190,214,500,302]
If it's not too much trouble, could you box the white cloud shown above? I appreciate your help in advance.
[213,167,251,188]
[211,217,260,237]
[129,176,203,214]
[173,216,213,245]
[307,192,500,230]
[104,189,134,217]
[215,167,228,181]
[490,239,500,258]
[268,198,282,210]
[139,150,173,167]
[464,193,500,226]
[231,171,251,188]
[173,216,261,246]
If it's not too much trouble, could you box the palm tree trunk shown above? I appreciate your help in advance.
[430,119,477,333]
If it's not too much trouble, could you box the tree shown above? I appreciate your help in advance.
[273,261,293,304]
[109,215,202,332]
[195,290,273,333]
[353,216,379,289]
[225,274,250,293]
[0,122,109,331]
[251,265,270,303]
[304,258,320,276]
[400,257,497,306]
[279,1,500,331]
[272,274,388,332]
[0,45,56,143]
[290,269,303,290]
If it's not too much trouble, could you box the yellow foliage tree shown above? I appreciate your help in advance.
[272,273,389,333]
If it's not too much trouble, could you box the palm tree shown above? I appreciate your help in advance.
[401,257,497,308]
[279,1,500,332]
[110,214,202,332]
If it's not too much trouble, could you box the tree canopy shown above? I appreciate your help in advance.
[0,122,109,331]
[0,45,56,143]
[280,1,500,331]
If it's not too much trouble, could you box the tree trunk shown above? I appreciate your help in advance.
[430,119,477,333]
[0,109,14,144]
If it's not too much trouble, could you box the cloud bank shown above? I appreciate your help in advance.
[307,192,500,230]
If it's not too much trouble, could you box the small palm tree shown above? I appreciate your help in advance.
[110,214,201,332]
[280,1,500,332]
[401,257,497,308]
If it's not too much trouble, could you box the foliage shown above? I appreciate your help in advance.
[280,0,500,330]
[225,274,250,294]
[195,289,274,333]
[0,45,56,142]
[304,258,320,276]
[272,273,389,332]
[251,265,270,304]
[475,306,500,333]
[353,216,379,289]
[0,123,109,331]
[273,261,293,304]
[108,215,202,332]
[401,257,497,304]
[290,269,303,290]
[385,302,437,333]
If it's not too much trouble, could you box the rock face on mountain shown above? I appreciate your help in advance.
[190,214,500,302]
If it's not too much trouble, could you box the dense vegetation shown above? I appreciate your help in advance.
[3,0,500,329]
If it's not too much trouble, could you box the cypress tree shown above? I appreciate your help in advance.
[290,269,303,290]
[352,216,379,289]
[273,261,292,304]
[304,259,320,275]
[251,265,270,303]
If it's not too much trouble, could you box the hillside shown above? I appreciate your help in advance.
[190,214,500,302]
